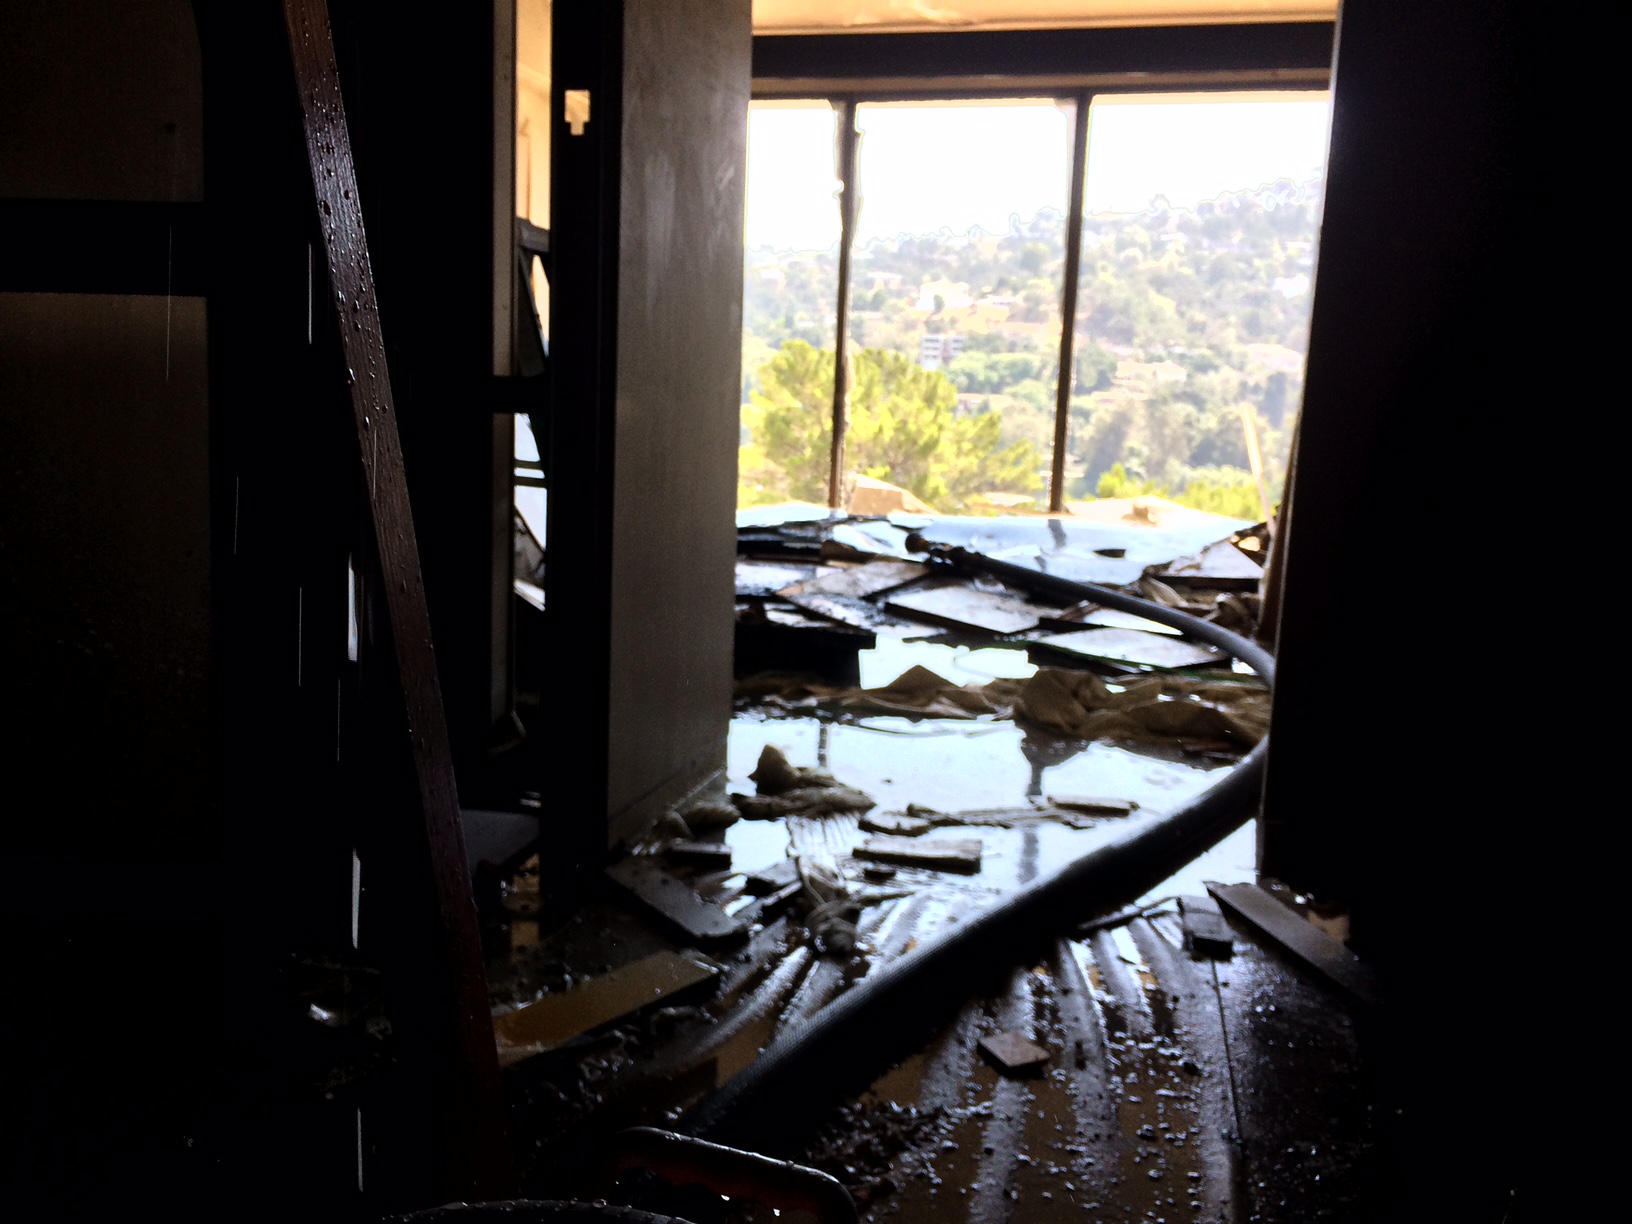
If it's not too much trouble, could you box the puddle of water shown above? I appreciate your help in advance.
[1136,817,1257,905]
[729,715,1225,819]
[721,816,792,877]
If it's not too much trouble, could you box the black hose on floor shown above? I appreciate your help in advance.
[685,546,1273,1150]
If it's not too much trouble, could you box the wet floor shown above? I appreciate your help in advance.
[725,636,1257,903]
[497,633,1370,1221]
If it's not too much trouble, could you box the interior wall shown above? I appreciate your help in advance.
[605,0,751,839]
[0,0,211,860]
[1258,0,1527,1213]
[0,0,217,1203]
[0,0,204,201]
[0,293,213,859]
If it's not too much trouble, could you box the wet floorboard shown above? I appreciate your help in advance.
[495,638,1370,1219]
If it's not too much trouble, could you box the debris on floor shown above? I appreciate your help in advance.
[605,856,747,946]
[1207,881,1383,1007]
[481,504,1390,1219]
[855,834,983,874]
[732,744,877,819]
[977,1029,1051,1076]
[1016,667,1269,746]
[1178,893,1235,958]
[1046,795,1139,816]
[734,508,1271,690]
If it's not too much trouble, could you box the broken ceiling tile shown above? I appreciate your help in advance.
[886,582,1052,635]
[779,558,930,602]
[859,810,933,837]
[1032,627,1225,670]
[1152,538,1265,590]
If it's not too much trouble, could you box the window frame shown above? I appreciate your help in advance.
[748,22,1333,511]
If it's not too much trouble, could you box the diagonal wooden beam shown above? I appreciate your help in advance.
[280,0,511,1197]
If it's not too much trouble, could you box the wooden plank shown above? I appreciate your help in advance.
[778,558,929,600]
[886,582,1051,634]
[280,0,508,1196]
[854,835,982,874]
[1207,882,1382,1007]
[493,950,720,1067]
[1178,894,1235,958]
[1046,795,1139,816]
[1033,626,1225,669]
[606,856,748,945]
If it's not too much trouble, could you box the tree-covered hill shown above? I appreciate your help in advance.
[740,179,1322,514]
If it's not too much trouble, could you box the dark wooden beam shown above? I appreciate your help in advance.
[753,22,1334,97]
[280,0,510,1198]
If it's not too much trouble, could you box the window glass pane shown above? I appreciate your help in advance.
[740,99,1070,513]
[1067,91,1330,520]
[740,101,842,510]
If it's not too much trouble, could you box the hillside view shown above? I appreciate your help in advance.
[738,177,1322,518]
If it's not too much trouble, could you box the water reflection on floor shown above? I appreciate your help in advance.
[727,637,1259,898]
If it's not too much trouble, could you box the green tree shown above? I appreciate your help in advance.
[745,341,1042,512]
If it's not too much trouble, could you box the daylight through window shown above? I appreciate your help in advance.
[739,91,1331,522]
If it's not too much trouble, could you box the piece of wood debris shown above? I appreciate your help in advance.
[605,857,747,945]
[1046,795,1140,816]
[886,582,1052,635]
[743,857,800,896]
[861,863,897,883]
[778,558,929,601]
[855,835,982,874]
[1032,626,1225,670]
[663,839,732,870]
[859,810,933,837]
[978,1030,1050,1075]
[492,949,720,1067]
[1178,894,1234,958]
[1206,881,1382,1007]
